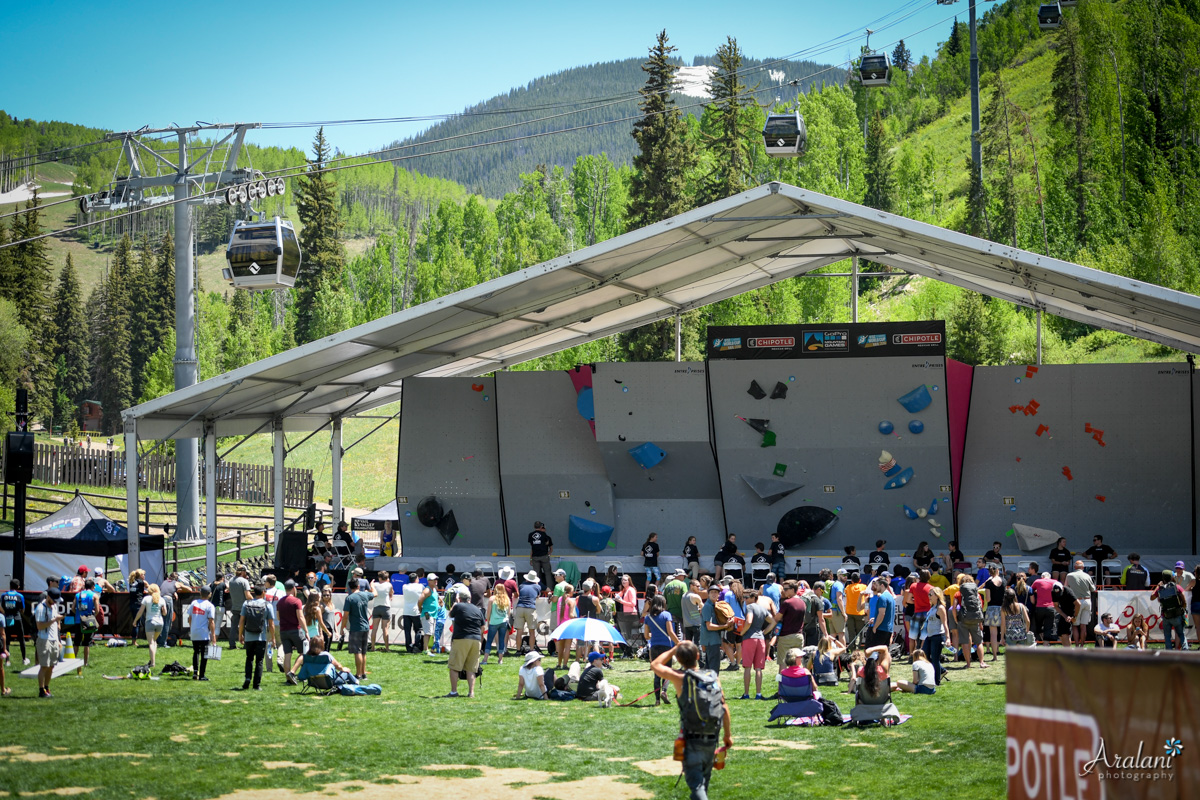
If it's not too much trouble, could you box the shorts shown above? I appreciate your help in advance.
[372,605,390,620]
[865,628,892,649]
[447,638,481,673]
[280,629,307,654]
[1076,599,1092,627]
[722,629,740,646]
[36,637,60,668]
[915,685,936,695]
[79,627,96,648]
[422,615,435,636]
[957,620,983,648]
[984,606,1003,627]
[512,607,537,632]
[348,631,369,655]
[146,621,164,637]
[828,610,846,635]
[1055,614,1072,637]
[740,637,766,670]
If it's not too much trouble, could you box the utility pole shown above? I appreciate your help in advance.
[172,130,200,545]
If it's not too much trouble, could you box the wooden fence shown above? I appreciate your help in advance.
[5,442,313,507]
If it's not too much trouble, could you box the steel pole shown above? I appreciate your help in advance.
[969,0,982,181]
[675,314,682,362]
[852,256,859,323]
[173,132,200,541]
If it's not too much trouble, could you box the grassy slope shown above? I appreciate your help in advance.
[0,645,1007,799]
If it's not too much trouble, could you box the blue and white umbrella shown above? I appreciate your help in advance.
[548,617,626,644]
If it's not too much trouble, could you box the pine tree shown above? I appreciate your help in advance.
[129,234,156,400]
[981,76,1020,247]
[294,127,345,344]
[947,17,962,58]
[1051,17,1090,244]
[863,113,894,212]
[152,231,175,345]
[0,219,14,299]
[51,254,90,427]
[699,36,757,205]
[99,235,134,434]
[11,189,57,424]
[628,30,693,229]
[891,39,912,72]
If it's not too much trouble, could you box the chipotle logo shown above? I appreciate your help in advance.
[1007,704,1105,800]
[893,333,943,345]
[748,337,795,348]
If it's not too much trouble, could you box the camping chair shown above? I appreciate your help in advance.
[299,672,341,696]
[768,670,823,724]
[1079,559,1099,580]
[848,664,900,726]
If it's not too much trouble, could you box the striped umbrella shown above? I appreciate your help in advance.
[548,617,626,644]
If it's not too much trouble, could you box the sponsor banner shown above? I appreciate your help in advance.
[1096,590,1198,643]
[1008,648,1199,799]
[706,321,945,360]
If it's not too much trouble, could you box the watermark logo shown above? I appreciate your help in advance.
[1079,737,1181,783]
[1165,739,1183,758]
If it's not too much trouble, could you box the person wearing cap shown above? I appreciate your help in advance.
[336,579,368,678]
[447,586,485,697]
[188,585,218,682]
[277,580,308,683]
[33,588,64,698]
[552,569,570,598]
[699,584,727,670]
[662,570,688,637]
[528,521,554,591]
[226,566,252,649]
[515,650,548,699]
[419,574,445,655]
[680,579,704,644]
[513,570,542,653]
[575,651,610,702]
[401,573,424,654]
[1152,570,1189,651]
[68,565,88,593]
[827,569,847,644]
[91,568,115,593]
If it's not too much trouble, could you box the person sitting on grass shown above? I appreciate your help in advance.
[575,651,617,702]
[1094,613,1120,648]
[1126,613,1149,650]
[849,644,901,726]
[894,649,936,694]
[295,637,357,691]
[515,650,548,699]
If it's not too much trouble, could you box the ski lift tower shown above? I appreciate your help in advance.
[79,123,265,567]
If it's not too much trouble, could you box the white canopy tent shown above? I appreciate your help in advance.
[120,182,1200,574]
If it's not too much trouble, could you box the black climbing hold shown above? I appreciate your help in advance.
[770,381,788,400]
[747,380,767,400]
[775,506,839,548]
[416,496,444,528]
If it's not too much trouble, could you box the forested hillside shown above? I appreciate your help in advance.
[1,0,1198,438]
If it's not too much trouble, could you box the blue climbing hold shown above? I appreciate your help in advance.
[628,441,667,470]
[903,505,918,520]
[878,420,894,435]
[908,419,925,434]
[575,387,595,420]
[568,515,614,552]
[897,385,933,413]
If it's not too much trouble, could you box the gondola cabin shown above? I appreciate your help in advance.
[1059,0,1076,6]
[762,113,807,158]
[859,54,892,88]
[222,217,302,291]
[1038,2,1063,29]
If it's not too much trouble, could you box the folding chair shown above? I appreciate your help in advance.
[1079,559,1098,580]
[474,561,495,583]
[724,561,744,582]
[1015,560,1035,576]
[299,673,339,696]
[750,563,770,588]
[1100,560,1122,587]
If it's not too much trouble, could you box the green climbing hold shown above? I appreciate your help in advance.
[761,431,777,448]
[773,463,787,477]
[1006,529,1014,537]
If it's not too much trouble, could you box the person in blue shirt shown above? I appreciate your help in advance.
[642,594,679,705]
[74,579,102,671]
[1,580,27,666]
[866,577,895,649]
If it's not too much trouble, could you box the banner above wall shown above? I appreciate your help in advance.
[706,321,946,360]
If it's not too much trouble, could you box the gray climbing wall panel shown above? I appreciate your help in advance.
[496,371,615,556]
[957,363,1193,555]
[395,377,504,557]
[592,362,725,554]
[708,357,954,553]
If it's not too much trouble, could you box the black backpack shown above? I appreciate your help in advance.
[959,583,984,622]
[242,602,266,634]
[680,669,726,737]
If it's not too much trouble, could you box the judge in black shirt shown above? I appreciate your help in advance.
[714,535,743,580]
[683,537,701,580]
[528,522,554,590]
[642,533,662,585]
[1049,538,1072,582]
[869,540,890,566]
[768,533,787,580]
[1083,535,1117,565]
[842,546,861,568]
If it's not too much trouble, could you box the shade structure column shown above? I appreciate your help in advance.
[331,416,343,525]
[124,417,141,573]
[204,422,218,580]
[273,416,285,541]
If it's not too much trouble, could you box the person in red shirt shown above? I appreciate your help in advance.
[909,569,932,647]
[1029,572,1058,644]
[275,580,307,684]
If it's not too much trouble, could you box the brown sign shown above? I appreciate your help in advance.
[1008,648,1199,799]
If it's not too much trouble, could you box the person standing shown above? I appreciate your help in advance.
[615,574,639,655]
[680,579,703,643]
[982,564,1006,659]
[238,584,275,690]
[1051,583,1080,647]
[773,581,806,670]
[1120,553,1152,590]
[131,584,165,668]
[866,577,895,649]
[33,589,63,698]
[342,579,373,679]
[1065,561,1097,647]
[128,570,147,645]
[1152,570,1189,651]
[447,587,485,698]
[369,571,394,653]
[512,571,540,655]
[3,579,28,666]
[208,572,228,645]
[662,569,688,637]
[650,641,733,800]
[74,578,101,672]
[187,585,218,682]
[263,575,286,671]
[642,532,662,586]
[226,566,252,649]
[921,587,949,686]
[683,537,701,580]
[483,584,511,666]
[469,570,490,609]
[768,533,787,581]
[826,569,847,644]
[844,573,869,645]
[158,572,179,649]
[643,594,680,704]
[736,589,770,700]
[276,580,307,683]
[401,573,424,654]
[699,585,727,671]
[528,521,554,591]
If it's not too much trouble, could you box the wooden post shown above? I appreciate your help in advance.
[143,496,150,536]
[265,524,271,558]
[236,530,242,561]
[171,542,178,573]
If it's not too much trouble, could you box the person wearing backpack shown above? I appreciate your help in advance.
[2,579,28,666]
[954,574,987,668]
[1152,571,1190,651]
[650,641,733,800]
[238,584,276,690]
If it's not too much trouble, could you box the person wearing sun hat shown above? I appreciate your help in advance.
[513,570,542,653]
[515,650,548,699]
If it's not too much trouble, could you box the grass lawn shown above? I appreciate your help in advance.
[0,643,1007,799]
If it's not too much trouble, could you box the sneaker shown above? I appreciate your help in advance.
[253,685,262,691]
[756,694,766,701]
[445,691,459,698]
[241,683,250,691]
[285,673,298,686]
[197,676,210,682]
[739,693,750,700]
[23,658,30,666]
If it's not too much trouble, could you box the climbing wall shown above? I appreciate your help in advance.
[591,362,725,555]
[956,363,1193,555]
[495,370,615,556]
[395,377,504,556]
[708,356,955,551]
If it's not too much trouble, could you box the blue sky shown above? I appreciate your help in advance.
[1,0,971,155]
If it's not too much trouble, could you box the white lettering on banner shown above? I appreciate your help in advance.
[1096,590,1187,643]
[748,337,795,348]
[1006,704,1105,800]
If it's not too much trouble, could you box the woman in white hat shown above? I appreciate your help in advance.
[514,650,547,699]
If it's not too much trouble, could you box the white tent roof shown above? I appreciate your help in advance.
[126,182,1200,439]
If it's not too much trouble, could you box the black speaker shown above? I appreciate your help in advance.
[304,503,316,531]
[4,432,34,484]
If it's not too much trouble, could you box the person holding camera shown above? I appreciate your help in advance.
[1152,570,1189,651]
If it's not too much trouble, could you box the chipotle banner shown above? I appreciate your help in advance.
[1008,648,1199,799]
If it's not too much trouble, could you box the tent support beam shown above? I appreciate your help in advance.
[331,416,343,525]
[204,422,218,580]
[124,418,140,573]
[273,417,285,541]
[343,406,402,455]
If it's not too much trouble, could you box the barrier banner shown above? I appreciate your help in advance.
[1096,590,1197,644]
[14,591,135,638]
[1007,648,1199,799]
[706,321,945,360]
